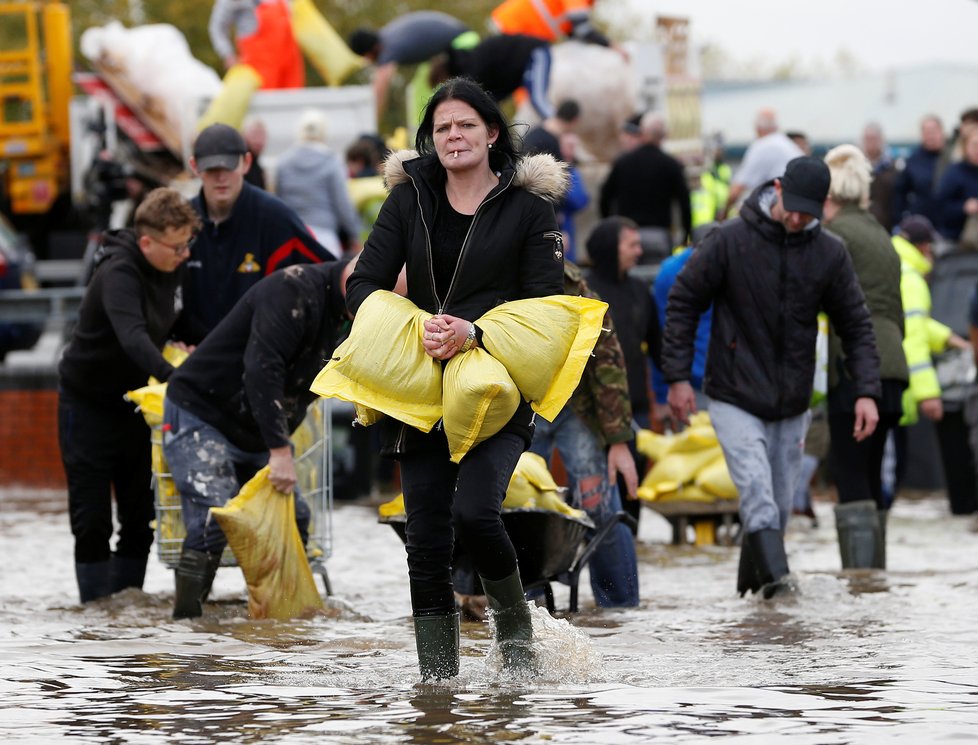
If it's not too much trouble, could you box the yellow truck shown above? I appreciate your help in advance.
[0,0,72,215]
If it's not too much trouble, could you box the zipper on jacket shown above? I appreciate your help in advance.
[406,167,515,314]
[776,239,787,412]
[542,231,564,261]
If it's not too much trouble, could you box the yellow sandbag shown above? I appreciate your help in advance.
[535,488,587,519]
[664,425,719,453]
[514,451,561,492]
[641,446,724,490]
[126,382,168,427]
[347,176,387,211]
[478,295,608,421]
[503,475,538,509]
[695,456,738,499]
[378,493,405,518]
[443,348,521,463]
[636,428,669,461]
[311,291,443,432]
[210,467,324,620]
[291,0,365,86]
[197,64,262,132]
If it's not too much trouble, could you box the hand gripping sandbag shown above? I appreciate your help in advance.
[477,295,608,421]
[210,467,324,620]
[443,347,521,463]
[310,291,443,431]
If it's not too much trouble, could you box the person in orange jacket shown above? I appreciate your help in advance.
[490,0,609,46]
[209,0,304,89]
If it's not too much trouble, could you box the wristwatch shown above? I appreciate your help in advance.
[458,323,477,353]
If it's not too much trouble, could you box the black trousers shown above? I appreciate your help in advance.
[828,410,902,509]
[935,408,978,514]
[58,391,154,563]
[399,430,525,616]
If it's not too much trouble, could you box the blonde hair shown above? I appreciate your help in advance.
[297,109,328,144]
[824,143,872,207]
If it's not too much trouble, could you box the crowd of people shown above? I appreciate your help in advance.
[54,0,978,683]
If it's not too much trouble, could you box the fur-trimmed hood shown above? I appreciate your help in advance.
[382,149,569,203]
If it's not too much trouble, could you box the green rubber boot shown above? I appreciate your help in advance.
[173,548,220,619]
[481,569,535,673]
[835,500,882,569]
[413,612,460,681]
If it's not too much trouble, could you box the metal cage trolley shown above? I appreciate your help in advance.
[152,398,335,596]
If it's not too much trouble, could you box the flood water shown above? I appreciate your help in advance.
[2,488,977,743]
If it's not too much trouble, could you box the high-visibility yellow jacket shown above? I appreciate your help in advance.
[892,234,952,424]
[491,0,594,42]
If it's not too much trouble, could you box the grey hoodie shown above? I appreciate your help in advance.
[274,143,361,255]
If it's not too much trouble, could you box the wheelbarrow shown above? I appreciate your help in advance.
[379,507,635,613]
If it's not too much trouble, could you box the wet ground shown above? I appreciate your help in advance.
[2,488,977,743]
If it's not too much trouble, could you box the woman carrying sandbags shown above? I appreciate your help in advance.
[345,78,567,680]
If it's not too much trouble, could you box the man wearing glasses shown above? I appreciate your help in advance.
[58,188,201,604]
[185,123,334,338]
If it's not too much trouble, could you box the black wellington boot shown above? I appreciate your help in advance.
[173,548,219,619]
[875,509,888,570]
[481,569,535,673]
[109,554,148,594]
[835,500,882,569]
[75,560,112,603]
[746,529,791,599]
[413,612,460,681]
[736,539,762,597]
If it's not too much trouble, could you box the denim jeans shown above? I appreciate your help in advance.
[162,399,310,554]
[530,407,640,607]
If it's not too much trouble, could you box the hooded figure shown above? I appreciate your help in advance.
[584,217,661,421]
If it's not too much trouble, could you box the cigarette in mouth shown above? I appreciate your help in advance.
[453,150,458,158]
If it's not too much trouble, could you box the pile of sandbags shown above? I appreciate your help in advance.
[635,412,738,503]
[378,452,587,521]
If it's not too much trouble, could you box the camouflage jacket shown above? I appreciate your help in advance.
[565,261,634,447]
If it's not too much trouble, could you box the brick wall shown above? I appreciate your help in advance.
[0,373,65,489]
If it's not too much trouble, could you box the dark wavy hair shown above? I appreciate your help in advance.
[415,77,518,163]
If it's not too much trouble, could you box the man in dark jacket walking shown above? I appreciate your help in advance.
[662,156,882,599]
[58,188,200,603]
[599,112,691,259]
[163,260,354,619]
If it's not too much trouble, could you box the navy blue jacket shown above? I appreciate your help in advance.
[893,147,943,226]
[185,182,333,339]
[935,160,978,240]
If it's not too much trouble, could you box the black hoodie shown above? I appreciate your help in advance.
[59,229,186,406]
[584,219,661,416]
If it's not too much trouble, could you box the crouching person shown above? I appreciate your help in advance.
[163,260,353,619]
[59,188,200,603]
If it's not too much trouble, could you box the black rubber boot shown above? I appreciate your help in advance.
[173,548,219,619]
[746,529,791,599]
[736,540,762,597]
[413,612,460,681]
[200,551,223,603]
[835,500,882,569]
[876,509,888,570]
[75,560,112,603]
[481,569,535,673]
[109,554,148,594]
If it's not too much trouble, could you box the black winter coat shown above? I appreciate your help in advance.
[345,149,567,455]
[59,229,186,406]
[166,262,348,453]
[662,183,881,421]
